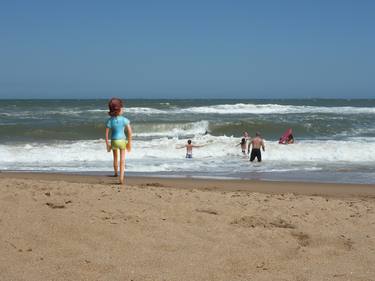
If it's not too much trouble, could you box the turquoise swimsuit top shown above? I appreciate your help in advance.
[106,116,130,140]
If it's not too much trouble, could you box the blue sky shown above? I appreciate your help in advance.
[0,0,374,99]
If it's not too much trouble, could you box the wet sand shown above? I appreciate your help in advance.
[1,172,375,280]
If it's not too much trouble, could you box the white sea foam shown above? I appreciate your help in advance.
[117,103,375,115]
[118,104,375,115]
[1,136,375,174]
[124,107,167,114]
[177,104,375,115]
[133,120,209,138]
[4,103,374,118]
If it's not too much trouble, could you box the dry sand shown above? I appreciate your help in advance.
[1,172,375,281]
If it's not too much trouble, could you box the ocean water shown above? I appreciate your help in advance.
[1,99,375,184]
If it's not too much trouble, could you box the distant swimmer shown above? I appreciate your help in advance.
[177,139,204,158]
[237,137,247,155]
[247,132,265,162]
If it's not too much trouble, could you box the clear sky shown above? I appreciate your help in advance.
[0,0,374,99]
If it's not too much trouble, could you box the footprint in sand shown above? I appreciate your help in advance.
[339,235,354,250]
[46,202,66,209]
[142,182,165,187]
[195,208,219,215]
[99,209,140,224]
[231,215,295,229]
[290,231,311,247]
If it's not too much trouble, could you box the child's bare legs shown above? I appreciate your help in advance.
[119,149,126,184]
[112,149,118,176]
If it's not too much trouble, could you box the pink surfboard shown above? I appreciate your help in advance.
[279,128,293,144]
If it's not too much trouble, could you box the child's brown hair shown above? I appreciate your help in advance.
[108,98,123,117]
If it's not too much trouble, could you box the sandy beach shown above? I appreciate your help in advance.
[1,172,375,281]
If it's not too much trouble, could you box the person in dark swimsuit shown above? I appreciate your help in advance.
[247,132,265,162]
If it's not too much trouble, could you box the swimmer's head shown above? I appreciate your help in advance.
[108,98,123,117]
[241,138,246,144]
[187,139,192,144]
[256,132,261,137]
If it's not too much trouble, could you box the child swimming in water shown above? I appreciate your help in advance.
[105,98,132,185]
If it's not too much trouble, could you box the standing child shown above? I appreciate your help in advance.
[177,139,204,158]
[243,131,250,140]
[105,98,132,184]
[237,137,247,155]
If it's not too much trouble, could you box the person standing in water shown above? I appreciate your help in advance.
[237,138,247,155]
[177,139,204,158]
[105,98,132,185]
[247,132,265,162]
[243,131,250,141]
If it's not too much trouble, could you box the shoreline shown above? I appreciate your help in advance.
[2,167,375,185]
[1,171,375,198]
